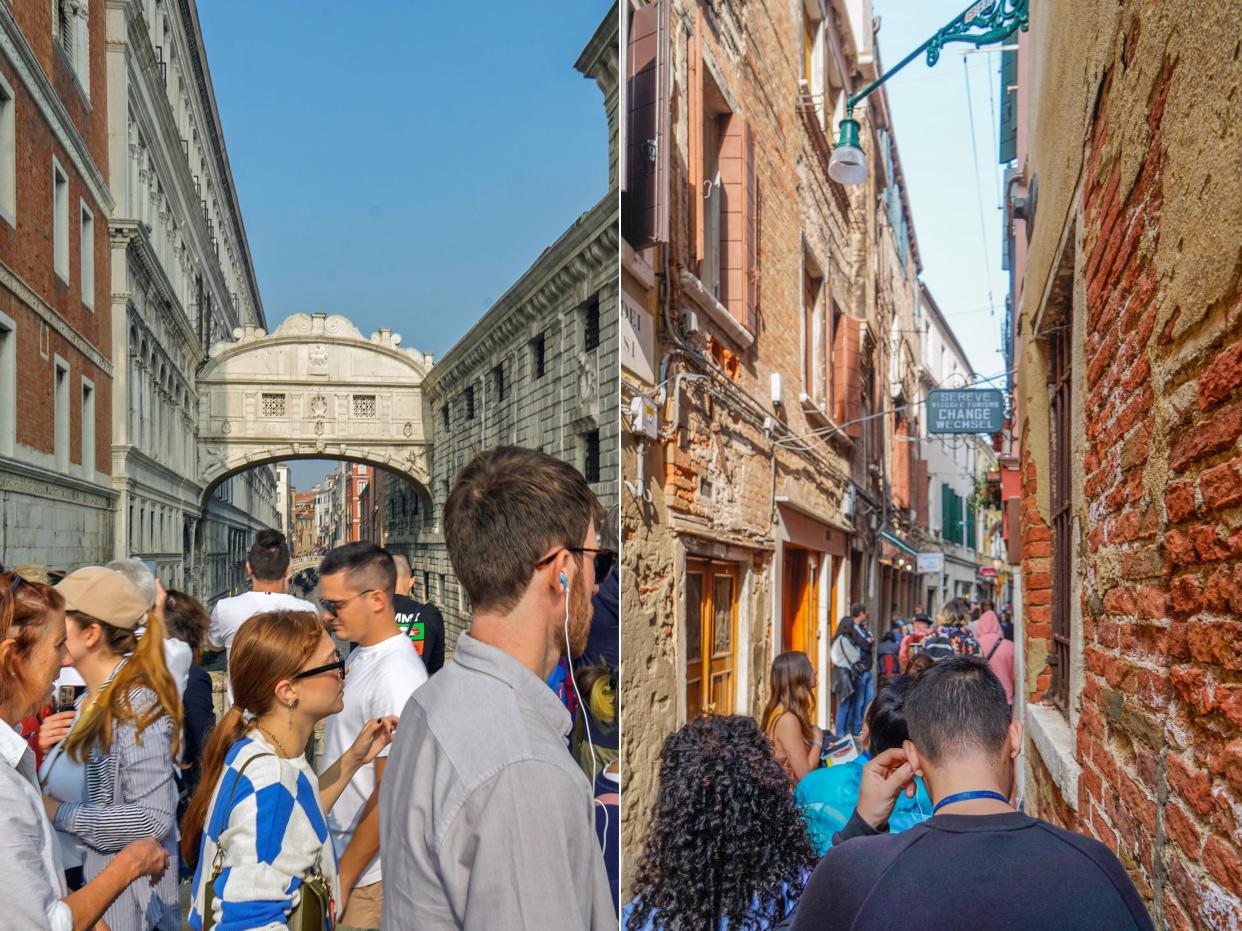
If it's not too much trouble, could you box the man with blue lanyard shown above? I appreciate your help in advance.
[791,656,1153,930]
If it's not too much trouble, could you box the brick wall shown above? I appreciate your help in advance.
[1021,16,1242,928]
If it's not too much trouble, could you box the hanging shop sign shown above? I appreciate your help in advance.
[926,388,1006,434]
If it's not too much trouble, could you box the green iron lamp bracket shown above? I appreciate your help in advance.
[845,0,1030,114]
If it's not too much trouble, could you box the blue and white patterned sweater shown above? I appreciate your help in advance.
[189,733,340,931]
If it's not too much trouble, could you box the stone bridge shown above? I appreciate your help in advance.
[196,312,434,498]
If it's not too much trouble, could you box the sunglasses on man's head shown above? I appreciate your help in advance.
[292,650,346,681]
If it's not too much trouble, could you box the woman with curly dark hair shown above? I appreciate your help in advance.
[624,714,817,929]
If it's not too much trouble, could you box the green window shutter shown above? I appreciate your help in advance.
[941,483,952,539]
[967,500,976,550]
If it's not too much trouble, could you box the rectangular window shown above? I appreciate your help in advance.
[1050,321,1073,712]
[492,363,505,401]
[0,73,14,225]
[583,429,601,484]
[0,312,13,456]
[802,254,825,407]
[79,203,94,309]
[583,296,600,352]
[465,385,475,420]
[80,377,94,478]
[440,404,449,431]
[351,394,376,418]
[701,109,724,300]
[54,357,69,472]
[531,333,546,379]
[261,393,287,417]
[53,160,69,283]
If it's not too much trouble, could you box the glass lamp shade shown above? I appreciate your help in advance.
[828,116,868,186]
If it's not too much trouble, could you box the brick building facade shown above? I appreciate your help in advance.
[620,0,943,878]
[1008,2,1242,927]
[0,0,117,568]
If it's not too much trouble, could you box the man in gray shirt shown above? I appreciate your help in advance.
[379,446,616,929]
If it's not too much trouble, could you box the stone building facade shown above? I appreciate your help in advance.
[107,0,276,600]
[1009,3,1242,928]
[0,0,117,570]
[619,0,936,875]
[412,7,620,644]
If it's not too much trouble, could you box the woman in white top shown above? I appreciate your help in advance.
[0,569,167,931]
[182,610,396,931]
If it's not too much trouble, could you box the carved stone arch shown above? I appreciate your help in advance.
[195,313,433,502]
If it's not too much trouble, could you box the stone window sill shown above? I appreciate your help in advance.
[678,269,755,349]
[1025,701,1080,811]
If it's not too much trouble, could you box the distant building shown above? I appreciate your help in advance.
[292,490,316,558]
[274,464,291,535]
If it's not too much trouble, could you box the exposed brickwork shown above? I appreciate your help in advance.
[1021,29,1242,929]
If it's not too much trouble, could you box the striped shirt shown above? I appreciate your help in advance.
[189,733,339,931]
[52,684,180,931]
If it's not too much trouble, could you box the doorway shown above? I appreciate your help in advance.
[782,546,817,658]
[685,559,739,719]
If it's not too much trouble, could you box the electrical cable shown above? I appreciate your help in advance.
[962,54,997,319]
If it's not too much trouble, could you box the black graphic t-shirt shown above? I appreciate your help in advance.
[393,595,446,675]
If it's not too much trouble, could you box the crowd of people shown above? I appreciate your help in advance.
[627,599,1152,930]
[0,445,618,930]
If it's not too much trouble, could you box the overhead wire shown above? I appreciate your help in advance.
[962,54,997,320]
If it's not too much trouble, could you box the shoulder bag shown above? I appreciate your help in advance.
[203,751,332,931]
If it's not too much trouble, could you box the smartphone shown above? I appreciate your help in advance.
[56,685,84,714]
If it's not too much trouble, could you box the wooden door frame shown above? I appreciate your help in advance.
[686,557,740,718]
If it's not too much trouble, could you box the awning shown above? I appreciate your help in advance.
[879,530,920,557]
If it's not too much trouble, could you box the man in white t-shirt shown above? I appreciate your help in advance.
[206,530,316,700]
[318,541,427,928]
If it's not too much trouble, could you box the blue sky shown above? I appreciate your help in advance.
[872,0,1011,381]
[197,0,613,490]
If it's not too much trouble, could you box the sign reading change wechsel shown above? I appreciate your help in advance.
[926,388,1006,434]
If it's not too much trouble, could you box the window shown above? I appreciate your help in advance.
[583,296,600,352]
[0,73,14,225]
[52,160,69,282]
[801,0,825,125]
[464,385,475,420]
[531,333,546,379]
[1050,321,1073,711]
[54,357,69,472]
[79,203,94,309]
[80,377,94,477]
[695,64,756,330]
[583,429,601,484]
[55,0,73,61]
[803,253,825,406]
[352,394,376,418]
[440,404,449,432]
[0,312,13,456]
[492,363,505,401]
[261,393,287,417]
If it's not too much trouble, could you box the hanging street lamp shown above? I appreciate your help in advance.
[828,0,1030,186]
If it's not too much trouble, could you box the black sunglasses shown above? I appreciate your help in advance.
[292,650,346,681]
[318,589,377,616]
[535,547,615,580]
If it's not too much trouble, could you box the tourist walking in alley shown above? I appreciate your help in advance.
[790,657,1153,929]
[625,714,817,929]
[761,651,824,784]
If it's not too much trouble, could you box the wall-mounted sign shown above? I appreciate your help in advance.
[979,566,998,579]
[621,289,656,383]
[916,552,944,574]
[927,388,1006,434]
